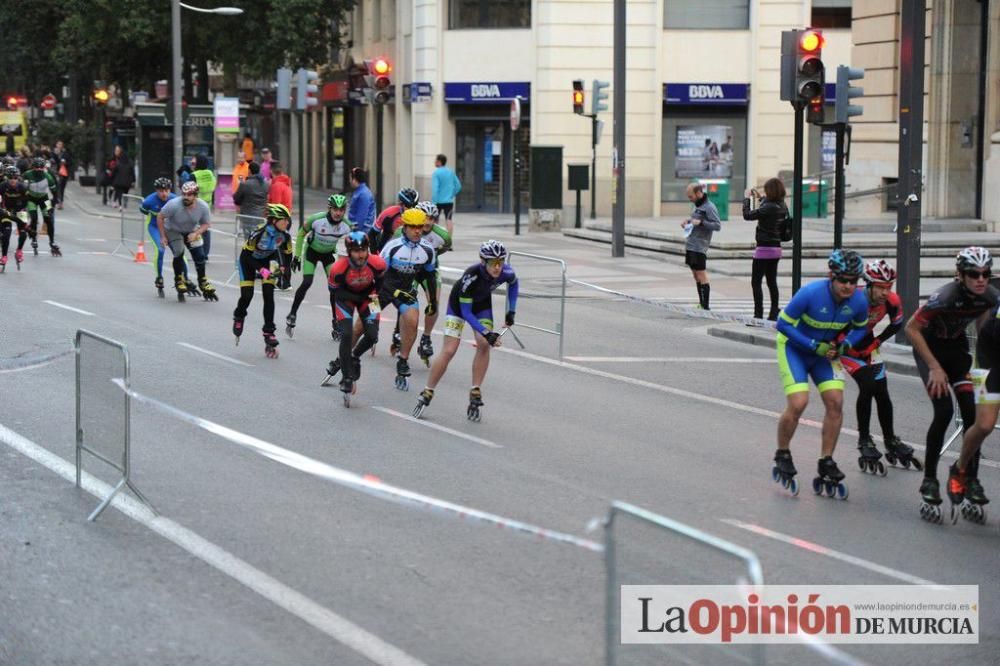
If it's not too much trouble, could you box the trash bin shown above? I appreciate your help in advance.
[801,179,829,218]
[696,178,729,221]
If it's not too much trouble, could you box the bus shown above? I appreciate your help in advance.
[0,110,29,154]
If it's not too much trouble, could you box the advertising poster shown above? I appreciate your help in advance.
[675,125,733,179]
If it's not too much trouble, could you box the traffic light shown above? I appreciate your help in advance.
[835,65,865,124]
[572,80,584,114]
[295,68,319,110]
[795,29,824,102]
[5,96,17,110]
[591,80,609,115]
[276,68,292,110]
[806,94,824,124]
[93,88,110,105]
[364,58,392,105]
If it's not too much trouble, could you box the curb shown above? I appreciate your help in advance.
[706,325,920,378]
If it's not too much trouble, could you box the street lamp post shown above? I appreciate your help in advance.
[171,1,243,180]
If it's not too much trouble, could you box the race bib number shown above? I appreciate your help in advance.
[369,297,381,315]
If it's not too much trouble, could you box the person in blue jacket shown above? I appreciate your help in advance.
[431,153,461,234]
[771,249,870,495]
[140,177,191,297]
[348,167,376,234]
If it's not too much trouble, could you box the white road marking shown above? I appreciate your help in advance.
[372,406,502,449]
[721,519,939,587]
[42,300,95,316]
[76,251,110,255]
[0,421,425,666]
[176,342,254,367]
[564,356,774,364]
[78,238,108,242]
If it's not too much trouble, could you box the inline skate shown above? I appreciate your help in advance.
[919,477,943,524]
[199,277,218,301]
[412,388,435,419]
[772,449,799,496]
[394,356,411,391]
[286,313,297,338]
[0,256,5,273]
[263,328,280,359]
[154,276,165,298]
[418,334,434,366]
[884,436,922,471]
[812,456,848,500]
[49,243,61,257]
[857,437,886,476]
[467,387,484,422]
[232,317,244,345]
[174,274,188,302]
[14,248,22,270]
[947,464,986,525]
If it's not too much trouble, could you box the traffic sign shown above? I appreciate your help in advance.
[510,97,521,131]
[40,94,57,110]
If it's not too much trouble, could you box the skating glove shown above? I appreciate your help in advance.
[505,311,515,326]
[291,256,301,273]
[814,341,833,357]
[484,331,501,347]
[424,301,437,317]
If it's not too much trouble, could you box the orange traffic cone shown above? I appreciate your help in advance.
[134,240,148,263]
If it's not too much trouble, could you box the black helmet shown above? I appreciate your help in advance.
[153,177,172,190]
[397,187,419,208]
[31,157,46,169]
[828,249,863,277]
[4,165,19,179]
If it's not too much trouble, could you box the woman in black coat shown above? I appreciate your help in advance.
[742,177,789,321]
[110,145,135,210]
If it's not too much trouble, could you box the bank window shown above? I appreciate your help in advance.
[450,0,530,29]
[664,0,749,29]
[812,0,852,29]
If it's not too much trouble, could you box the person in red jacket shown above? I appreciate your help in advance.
[267,161,293,212]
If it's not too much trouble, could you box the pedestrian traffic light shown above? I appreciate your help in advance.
[93,88,110,105]
[835,65,865,124]
[276,67,292,110]
[295,68,319,110]
[591,80,609,115]
[806,94,824,124]
[572,80,585,115]
[364,58,392,105]
[795,29,824,102]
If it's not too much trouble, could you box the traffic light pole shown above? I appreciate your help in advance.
[611,0,626,258]
[514,131,521,235]
[375,103,384,212]
[298,111,305,228]
[834,122,845,249]
[896,0,926,338]
[590,114,597,220]
[792,102,804,294]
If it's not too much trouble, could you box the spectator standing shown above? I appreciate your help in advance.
[431,154,461,235]
[52,140,72,208]
[192,154,217,256]
[110,145,135,210]
[267,161,293,212]
[232,151,250,193]
[680,181,722,310]
[101,153,117,206]
[742,178,789,322]
[233,161,269,237]
[347,166,376,234]
[259,147,274,182]
[242,132,255,162]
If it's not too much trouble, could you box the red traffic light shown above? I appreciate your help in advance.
[6,96,17,110]
[372,58,391,76]
[800,30,823,53]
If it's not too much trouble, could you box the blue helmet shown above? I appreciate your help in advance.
[828,249,863,277]
[344,230,369,252]
[397,187,419,207]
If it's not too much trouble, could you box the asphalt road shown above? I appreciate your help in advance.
[1,201,998,665]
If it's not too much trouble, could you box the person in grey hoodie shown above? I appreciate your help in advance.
[680,181,722,310]
[233,161,269,238]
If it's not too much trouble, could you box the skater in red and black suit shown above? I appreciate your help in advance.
[323,231,387,395]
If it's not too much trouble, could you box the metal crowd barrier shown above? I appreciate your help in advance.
[506,251,567,359]
[74,330,155,521]
[110,194,147,259]
[224,214,265,285]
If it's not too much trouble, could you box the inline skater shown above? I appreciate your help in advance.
[285,193,353,339]
[22,157,60,256]
[413,240,518,422]
[771,249,870,499]
[379,207,438,390]
[0,206,13,271]
[140,177,194,297]
[0,165,29,270]
[906,247,999,523]
[155,180,218,302]
[837,259,920,474]
[321,231,387,404]
[371,187,419,252]
[232,203,294,358]
[389,201,452,365]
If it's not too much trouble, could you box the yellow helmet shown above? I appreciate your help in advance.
[400,208,427,227]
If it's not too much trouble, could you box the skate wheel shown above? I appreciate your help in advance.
[343,394,351,408]
[412,404,425,419]
[395,376,409,391]
[902,459,911,470]
[787,478,799,496]
[876,461,887,477]
[910,458,923,472]
[772,466,780,483]
[812,478,823,495]
[320,375,333,387]
[836,483,849,500]
[885,453,897,466]
[286,328,294,338]
[950,506,960,525]
[857,457,866,472]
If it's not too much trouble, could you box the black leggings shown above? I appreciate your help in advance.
[234,282,276,332]
[751,257,780,319]
[851,364,895,441]
[334,295,379,380]
[28,207,54,244]
[914,339,980,481]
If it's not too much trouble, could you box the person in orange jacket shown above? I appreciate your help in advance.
[231,151,250,193]
[266,161,292,212]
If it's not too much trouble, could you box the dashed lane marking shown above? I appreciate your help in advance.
[372,406,502,449]
[176,342,254,367]
[564,356,774,363]
[42,300,95,316]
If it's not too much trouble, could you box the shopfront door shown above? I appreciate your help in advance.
[455,120,509,213]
